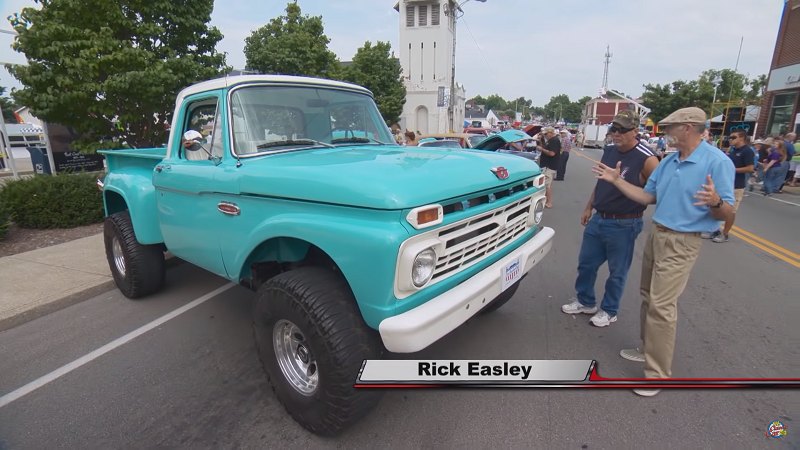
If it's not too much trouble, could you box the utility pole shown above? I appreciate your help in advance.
[447,0,486,132]
[601,45,612,93]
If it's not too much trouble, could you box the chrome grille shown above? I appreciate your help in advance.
[431,195,534,281]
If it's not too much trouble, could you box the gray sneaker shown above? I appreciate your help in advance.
[589,310,617,327]
[561,300,598,315]
[620,348,645,362]
[700,230,720,239]
[712,233,729,243]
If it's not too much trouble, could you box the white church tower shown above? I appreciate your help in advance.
[394,1,466,134]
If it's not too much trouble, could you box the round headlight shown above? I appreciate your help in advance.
[533,199,545,225]
[412,248,437,287]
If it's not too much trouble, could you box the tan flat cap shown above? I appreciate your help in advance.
[659,107,707,125]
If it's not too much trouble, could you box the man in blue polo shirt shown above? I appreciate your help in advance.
[593,107,735,397]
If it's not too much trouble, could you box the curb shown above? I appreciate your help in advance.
[0,256,184,333]
[0,280,117,332]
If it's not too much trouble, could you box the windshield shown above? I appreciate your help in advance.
[467,135,486,147]
[230,85,394,155]
[420,140,462,149]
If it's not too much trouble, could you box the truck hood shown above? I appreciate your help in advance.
[236,145,540,210]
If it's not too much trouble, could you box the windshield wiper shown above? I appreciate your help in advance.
[256,139,334,150]
[331,136,387,146]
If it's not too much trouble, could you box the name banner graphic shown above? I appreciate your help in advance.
[354,360,800,389]
[358,360,592,384]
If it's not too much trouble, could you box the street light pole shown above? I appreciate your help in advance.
[448,0,486,133]
[711,74,721,118]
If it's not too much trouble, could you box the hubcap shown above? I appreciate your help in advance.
[273,319,318,396]
[111,236,126,277]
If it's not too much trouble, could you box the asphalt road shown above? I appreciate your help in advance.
[0,149,798,449]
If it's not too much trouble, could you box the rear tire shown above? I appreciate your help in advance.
[479,280,521,315]
[104,211,165,299]
[253,267,383,436]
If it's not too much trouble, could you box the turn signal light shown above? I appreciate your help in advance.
[407,204,444,230]
[417,208,439,225]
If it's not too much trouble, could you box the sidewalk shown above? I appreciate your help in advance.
[0,233,113,331]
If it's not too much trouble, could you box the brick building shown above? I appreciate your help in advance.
[757,0,800,137]
[582,97,638,126]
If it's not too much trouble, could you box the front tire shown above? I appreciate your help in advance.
[253,267,383,436]
[104,211,165,299]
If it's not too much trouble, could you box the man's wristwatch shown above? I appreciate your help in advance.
[711,197,724,208]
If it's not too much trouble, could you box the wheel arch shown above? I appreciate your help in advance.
[102,183,163,245]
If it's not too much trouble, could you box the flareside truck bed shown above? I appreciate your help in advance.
[98,148,166,172]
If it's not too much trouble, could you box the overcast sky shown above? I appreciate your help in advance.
[0,0,787,106]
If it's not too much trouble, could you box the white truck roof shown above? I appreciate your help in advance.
[175,74,372,107]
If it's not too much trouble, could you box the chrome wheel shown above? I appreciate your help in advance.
[111,235,126,277]
[273,319,318,396]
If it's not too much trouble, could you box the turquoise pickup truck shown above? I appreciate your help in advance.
[98,75,554,435]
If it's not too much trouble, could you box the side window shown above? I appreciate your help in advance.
[183,100,219,161]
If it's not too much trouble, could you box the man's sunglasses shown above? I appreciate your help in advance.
[609,125,634,134]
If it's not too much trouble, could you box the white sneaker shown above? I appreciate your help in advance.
[633,388,661,397]
[589,310,617,327]
[700,230,720,239]
[619,348,645,362]
[561,300,598,315]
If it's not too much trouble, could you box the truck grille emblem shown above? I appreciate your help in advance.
[491,167,509,180]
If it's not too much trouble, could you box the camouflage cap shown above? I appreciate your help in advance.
[611,110,639,129]
[659,107,707,125]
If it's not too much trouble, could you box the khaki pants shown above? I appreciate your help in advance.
[733,189,744,212]
[542,167,555,188]
[639,224,702,378]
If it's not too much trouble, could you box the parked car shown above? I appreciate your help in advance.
[96,75,555,436]
[463,126,491,136]
[417,133,472,148]
[419,139,462,149]
[473,129,541,163]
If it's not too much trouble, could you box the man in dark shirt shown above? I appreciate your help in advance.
[708,130,754,242]
[562,111,659,327]
[535,126,561,208]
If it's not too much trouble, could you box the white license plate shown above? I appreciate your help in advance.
[500,256,523,292]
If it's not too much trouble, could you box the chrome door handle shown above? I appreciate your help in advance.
[217,201,240,216]
[155,165,172,173]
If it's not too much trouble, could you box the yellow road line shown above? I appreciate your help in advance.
[731,225,800,261]
[729,229,800,269]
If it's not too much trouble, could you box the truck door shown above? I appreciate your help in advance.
[152,95,230,276]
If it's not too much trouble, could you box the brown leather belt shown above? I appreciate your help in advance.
[653,223,700,236]
[598,212,643,219]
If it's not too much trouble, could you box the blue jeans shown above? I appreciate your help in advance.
[764,162,789,194]
[575,215,643,316]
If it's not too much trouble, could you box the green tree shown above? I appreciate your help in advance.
[340,41,405,125]
[641,68,764,122]
[8,0,226,151]
[543,94,571,122]
[244,2,339,79]
[482,94,508,113]
[0,87,18,123]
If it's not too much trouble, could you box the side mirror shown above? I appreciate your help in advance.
[183,130,204,148]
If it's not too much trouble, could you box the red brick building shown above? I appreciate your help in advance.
[582,98,638,125]
[757,0,800,136]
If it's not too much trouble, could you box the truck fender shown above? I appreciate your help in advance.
[102,182,163,245]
